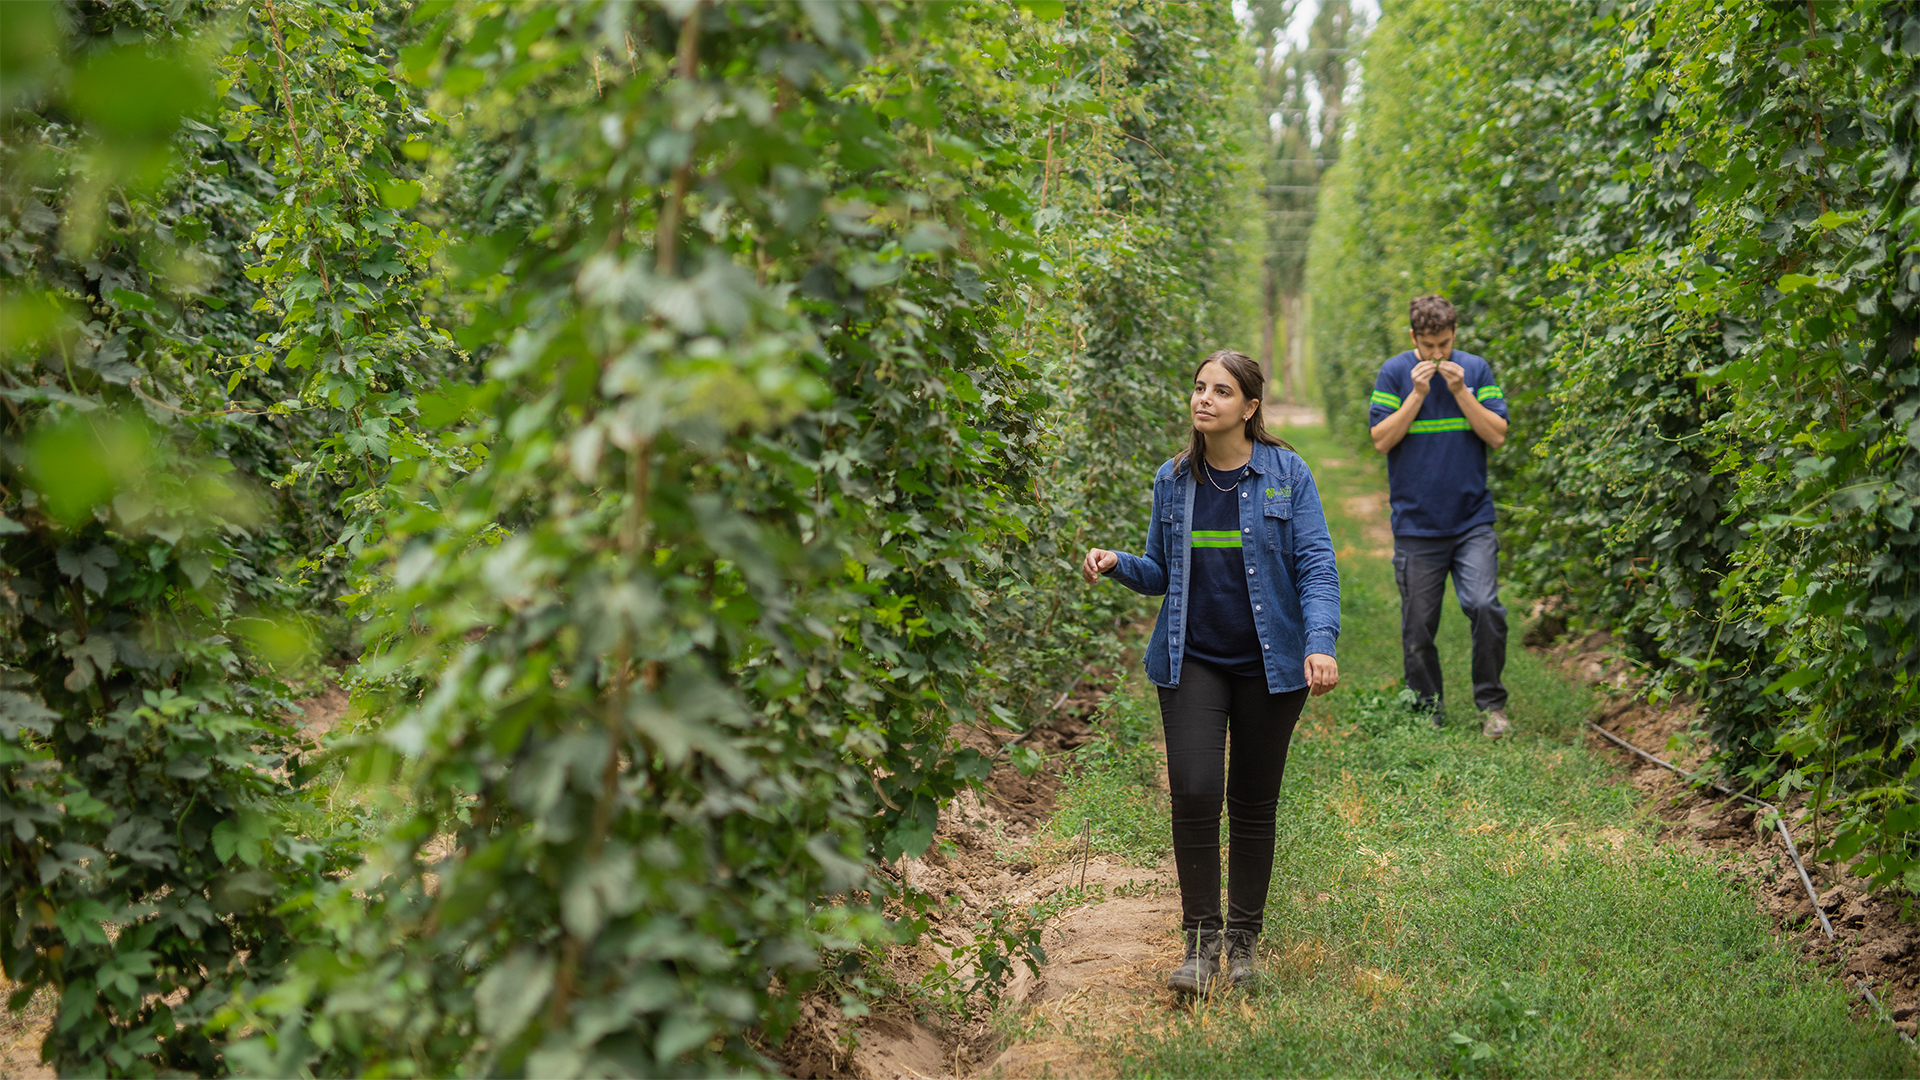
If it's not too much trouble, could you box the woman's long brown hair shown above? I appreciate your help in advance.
[1175,349,1291,482]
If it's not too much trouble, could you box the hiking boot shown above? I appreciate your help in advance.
[1166,930,1223,995]
[1224,929,1258,988]
[1482,709,1511,738]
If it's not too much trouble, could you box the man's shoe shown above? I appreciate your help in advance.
[1166,930,1223,995]
[1224,929,1257,988]
[1482,709,1511,738]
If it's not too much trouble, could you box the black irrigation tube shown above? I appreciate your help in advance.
[1586,721,1915,1046]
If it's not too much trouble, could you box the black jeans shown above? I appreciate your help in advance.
[1392,523,1508,714]
[1158,658,1308,937]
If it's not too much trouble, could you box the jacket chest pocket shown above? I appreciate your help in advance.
[1263,490,1293,554]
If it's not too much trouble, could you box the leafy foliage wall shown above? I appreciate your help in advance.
[0,0,1261,1073]
[1311,0,1920,889]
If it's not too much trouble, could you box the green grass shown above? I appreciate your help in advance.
[1088,424,1916,1078]
[1050,673,1173,868]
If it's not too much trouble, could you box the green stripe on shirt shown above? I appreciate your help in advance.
[1475,385,1505,402]
[1408,417,1472,434]
[1371,390,1402,408]
[1191,529,1242,548]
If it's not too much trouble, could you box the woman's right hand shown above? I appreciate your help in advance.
[1082,548,1118,584]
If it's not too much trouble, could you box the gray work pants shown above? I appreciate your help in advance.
[1392,523,1508,715]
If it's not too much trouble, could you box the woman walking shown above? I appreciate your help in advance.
[1082,349,1341,994]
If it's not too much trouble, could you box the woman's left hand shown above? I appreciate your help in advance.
[1304,653,1339,696]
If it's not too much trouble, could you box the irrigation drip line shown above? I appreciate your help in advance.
[1586,721,1914,1046]
[1581,722,1835,937]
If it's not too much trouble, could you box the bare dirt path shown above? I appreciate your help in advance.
[783,669,1198,1080]
[1265,401,1324,430]
[842,844,1185,1080]
[0,988,53,1080]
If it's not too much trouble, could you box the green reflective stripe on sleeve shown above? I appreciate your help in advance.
[1408,417,1472,434]
[1475,385,1505,401]
[1191,529,1242,549]
[1370,390,1402,408]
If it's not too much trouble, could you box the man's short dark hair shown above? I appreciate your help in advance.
[1409,295,1456,336]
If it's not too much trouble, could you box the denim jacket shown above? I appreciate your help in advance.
[1105,441,1340,694]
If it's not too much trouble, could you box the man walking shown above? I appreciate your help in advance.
[1367,295,1512,737]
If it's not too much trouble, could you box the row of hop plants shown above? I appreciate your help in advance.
[0,0,1262,1074]
[1311,0,1920,891]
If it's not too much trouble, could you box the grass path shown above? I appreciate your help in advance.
[1036,422,1914,1078]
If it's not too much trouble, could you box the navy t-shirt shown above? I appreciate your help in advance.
[1367,349,1509,537]
[1184,459,1263,676]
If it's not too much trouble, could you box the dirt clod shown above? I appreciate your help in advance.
[1522,598,1568,648]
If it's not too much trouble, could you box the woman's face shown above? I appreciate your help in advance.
[1191,360,1256,438]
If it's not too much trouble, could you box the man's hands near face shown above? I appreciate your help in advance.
[1409,359,1437,396]
[1409,358,1466,397]
[1376,335,1483,455]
